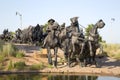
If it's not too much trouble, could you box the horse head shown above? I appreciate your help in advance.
[95,19,105,29]
[70,17,79,26]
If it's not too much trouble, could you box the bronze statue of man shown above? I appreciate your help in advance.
[42,19,56,48]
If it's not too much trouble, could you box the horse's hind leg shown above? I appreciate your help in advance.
[88,41,94,65]
[47,47,52,65]
[54,47,58,67]
[68,52,71,67]
[76,56,81,67]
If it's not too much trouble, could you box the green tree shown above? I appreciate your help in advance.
[85,24,94,36]
[43,23,48,33]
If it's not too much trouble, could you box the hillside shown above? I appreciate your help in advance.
[0,43,120,76]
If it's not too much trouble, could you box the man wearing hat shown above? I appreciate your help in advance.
[42,19,56,48]
[46,19,55,31]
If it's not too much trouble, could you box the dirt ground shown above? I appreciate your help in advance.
[13,44,120,76]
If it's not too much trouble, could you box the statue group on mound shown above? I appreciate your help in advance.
[0,17,105,68]
[42,17,105,68]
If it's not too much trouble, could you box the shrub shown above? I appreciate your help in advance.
[7,60,14,70]
[47,64,53,68]
[114,53,120,60]
[0,55,4,68]
[15,51,25,58]
[1,43,17,57]
[0,40,5,49]
[103,43,120,59]
[0,55,4,63]
[14,61,26,70]
[29,63,45,70]
[0,42,25,58]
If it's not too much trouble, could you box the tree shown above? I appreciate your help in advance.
[85,24,94,36]
[43,23,48,33]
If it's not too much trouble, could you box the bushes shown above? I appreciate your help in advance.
[0,41,25,58]
[15,51,25,58]
[0,55,4,69]
[2,43,17,57]
[6,61,26,70]
[14,61,26,70]
[0,41,26,70]
[7,60,14,70]
[103,43,120,59]
[0,55,4,63]
[29,63,45,70]
[0,40,5,49]
[0,43,18,57]
[114,53,120,60]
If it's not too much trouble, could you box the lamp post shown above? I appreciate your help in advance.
[16,12,22,29]
[111,18,115,28]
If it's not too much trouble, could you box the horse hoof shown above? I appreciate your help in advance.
[79,65,83,68]
[54,66,57,68]
[68,65,72,68]
[41,46,45,48]
[95,63,101,68]
[49,62,52,65]
[53,61,57,67]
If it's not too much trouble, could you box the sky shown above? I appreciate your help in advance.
[0,0,120,43]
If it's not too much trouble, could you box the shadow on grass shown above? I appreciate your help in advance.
[97,57,120,68]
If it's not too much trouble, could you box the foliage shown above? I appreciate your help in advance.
[47,64,53,68]
[7,60,14,70]
[10,31,15,35]
[43,23,48,33]
[114,53,120,60]
[15,50,25,58]
[98,36,102,42]
[14,61,26,70]
[0,55,4,68]
[0,55,4,63]
[85,24,94,36]
[103,43,120,59]
[29,63,45,70]
[0,40,5,50]
[0,40,25,58]
[0,43,18,57]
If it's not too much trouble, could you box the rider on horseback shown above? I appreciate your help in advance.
[42,19,55,48]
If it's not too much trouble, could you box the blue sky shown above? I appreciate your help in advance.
[0,0,120,43]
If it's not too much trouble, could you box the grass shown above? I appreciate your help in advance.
[14,61,26,70]
[29,63,45,70]
[47,64,53,68]
[0,43,17,57]
[0,41,26,70]
[103,43,120,59]
[114,53,120,59]
[0,40,5,49]
[0,40,25,58]
[0,55,4,70]
[7,60,14,70]
[0,55,4,63]
[15,50,25,58]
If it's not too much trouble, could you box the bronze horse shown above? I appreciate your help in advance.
[88,19,105,65]
[43,22,60,67]
[79,19,105,66]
